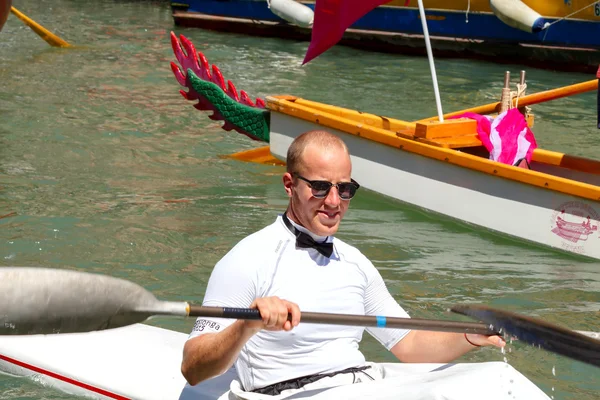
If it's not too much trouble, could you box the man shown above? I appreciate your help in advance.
[182,130,505,396]
[597,64,599,129]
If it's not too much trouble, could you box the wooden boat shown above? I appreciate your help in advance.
[169,31,600,261]
[170,0,600,73]
[0,323,553,399]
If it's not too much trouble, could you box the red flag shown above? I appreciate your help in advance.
[303,0,393,64]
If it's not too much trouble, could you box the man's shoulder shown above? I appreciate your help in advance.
[333,236,370,264]
[225,216,287,256]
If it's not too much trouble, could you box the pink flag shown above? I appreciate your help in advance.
[303,0,393,64]
[452,108,538,166]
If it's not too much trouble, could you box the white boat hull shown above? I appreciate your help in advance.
[269,112,600,259]
[0,323,551,400]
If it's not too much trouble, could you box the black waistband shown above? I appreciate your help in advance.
[251,365,372,396]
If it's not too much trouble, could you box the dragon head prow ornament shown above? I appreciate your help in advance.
[170,32,270,142]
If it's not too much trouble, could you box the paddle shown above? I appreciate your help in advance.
[10,6,71,47]
[451,304,600,368]
[1,267,598,368]
[0,267,496,336]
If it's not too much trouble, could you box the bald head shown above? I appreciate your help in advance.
[286,130,349,175]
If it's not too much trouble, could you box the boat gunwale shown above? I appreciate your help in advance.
[266,95,600,203]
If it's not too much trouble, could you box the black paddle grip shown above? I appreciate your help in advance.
[222,307,262,320]
[187,305,263,320]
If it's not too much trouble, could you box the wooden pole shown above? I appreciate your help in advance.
[419,79,598,122]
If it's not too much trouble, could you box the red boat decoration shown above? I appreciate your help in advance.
[552,213,598,243]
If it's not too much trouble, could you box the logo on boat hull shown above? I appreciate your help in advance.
[551,201,599,252]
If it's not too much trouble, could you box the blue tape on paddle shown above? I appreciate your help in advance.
[376,316,387,327]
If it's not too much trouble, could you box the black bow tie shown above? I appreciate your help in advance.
[282,213,334,258]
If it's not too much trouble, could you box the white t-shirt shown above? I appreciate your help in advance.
[188,215,411,391]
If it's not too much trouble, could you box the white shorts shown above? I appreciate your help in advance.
[223,362,551,400]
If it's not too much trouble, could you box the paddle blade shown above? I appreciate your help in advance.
[0,267,160,335]
[220,146,285,166]
[451,304,600,368]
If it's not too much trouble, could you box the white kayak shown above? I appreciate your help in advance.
[0,323,552,400]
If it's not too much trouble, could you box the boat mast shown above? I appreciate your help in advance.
[416,0,444,122]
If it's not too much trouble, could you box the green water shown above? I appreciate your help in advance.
[0,0,599,398]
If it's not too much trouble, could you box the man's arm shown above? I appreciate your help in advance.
[391,331,505,363]
[181,297,301,386]
[360,256,504,363]
[182,320,257,385]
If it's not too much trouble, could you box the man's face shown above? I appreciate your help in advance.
[284,144,352,236]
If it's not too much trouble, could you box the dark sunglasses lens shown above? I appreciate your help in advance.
[338,183,358,200]
[310,181,332,198]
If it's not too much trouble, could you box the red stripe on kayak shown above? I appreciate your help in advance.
[0,353,130,399]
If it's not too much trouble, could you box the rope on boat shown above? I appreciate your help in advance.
[500,83,528,113]
[512,83,527,109]
[465,0,471,23]
[541,1,598,31]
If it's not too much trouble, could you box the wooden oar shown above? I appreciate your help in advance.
[10,6,71,48]
[221,146,285,166]
[451,304,600,368]
[419,79,598,122]
[0,267,598,367]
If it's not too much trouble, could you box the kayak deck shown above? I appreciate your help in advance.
[0,323,551,399]
[0,323,194,399]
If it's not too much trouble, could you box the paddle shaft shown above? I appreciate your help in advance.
[186,305,599,339]
[187,305,497,335]
[2,266,597,351]
[419,79,598,122]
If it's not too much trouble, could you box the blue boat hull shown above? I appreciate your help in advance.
[171,0,600,72]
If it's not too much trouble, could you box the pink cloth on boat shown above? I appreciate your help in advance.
[453,108,538,166]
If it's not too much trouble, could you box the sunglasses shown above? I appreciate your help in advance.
[295,174,360,200]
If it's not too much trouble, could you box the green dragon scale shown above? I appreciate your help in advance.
[170,31,270,143]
